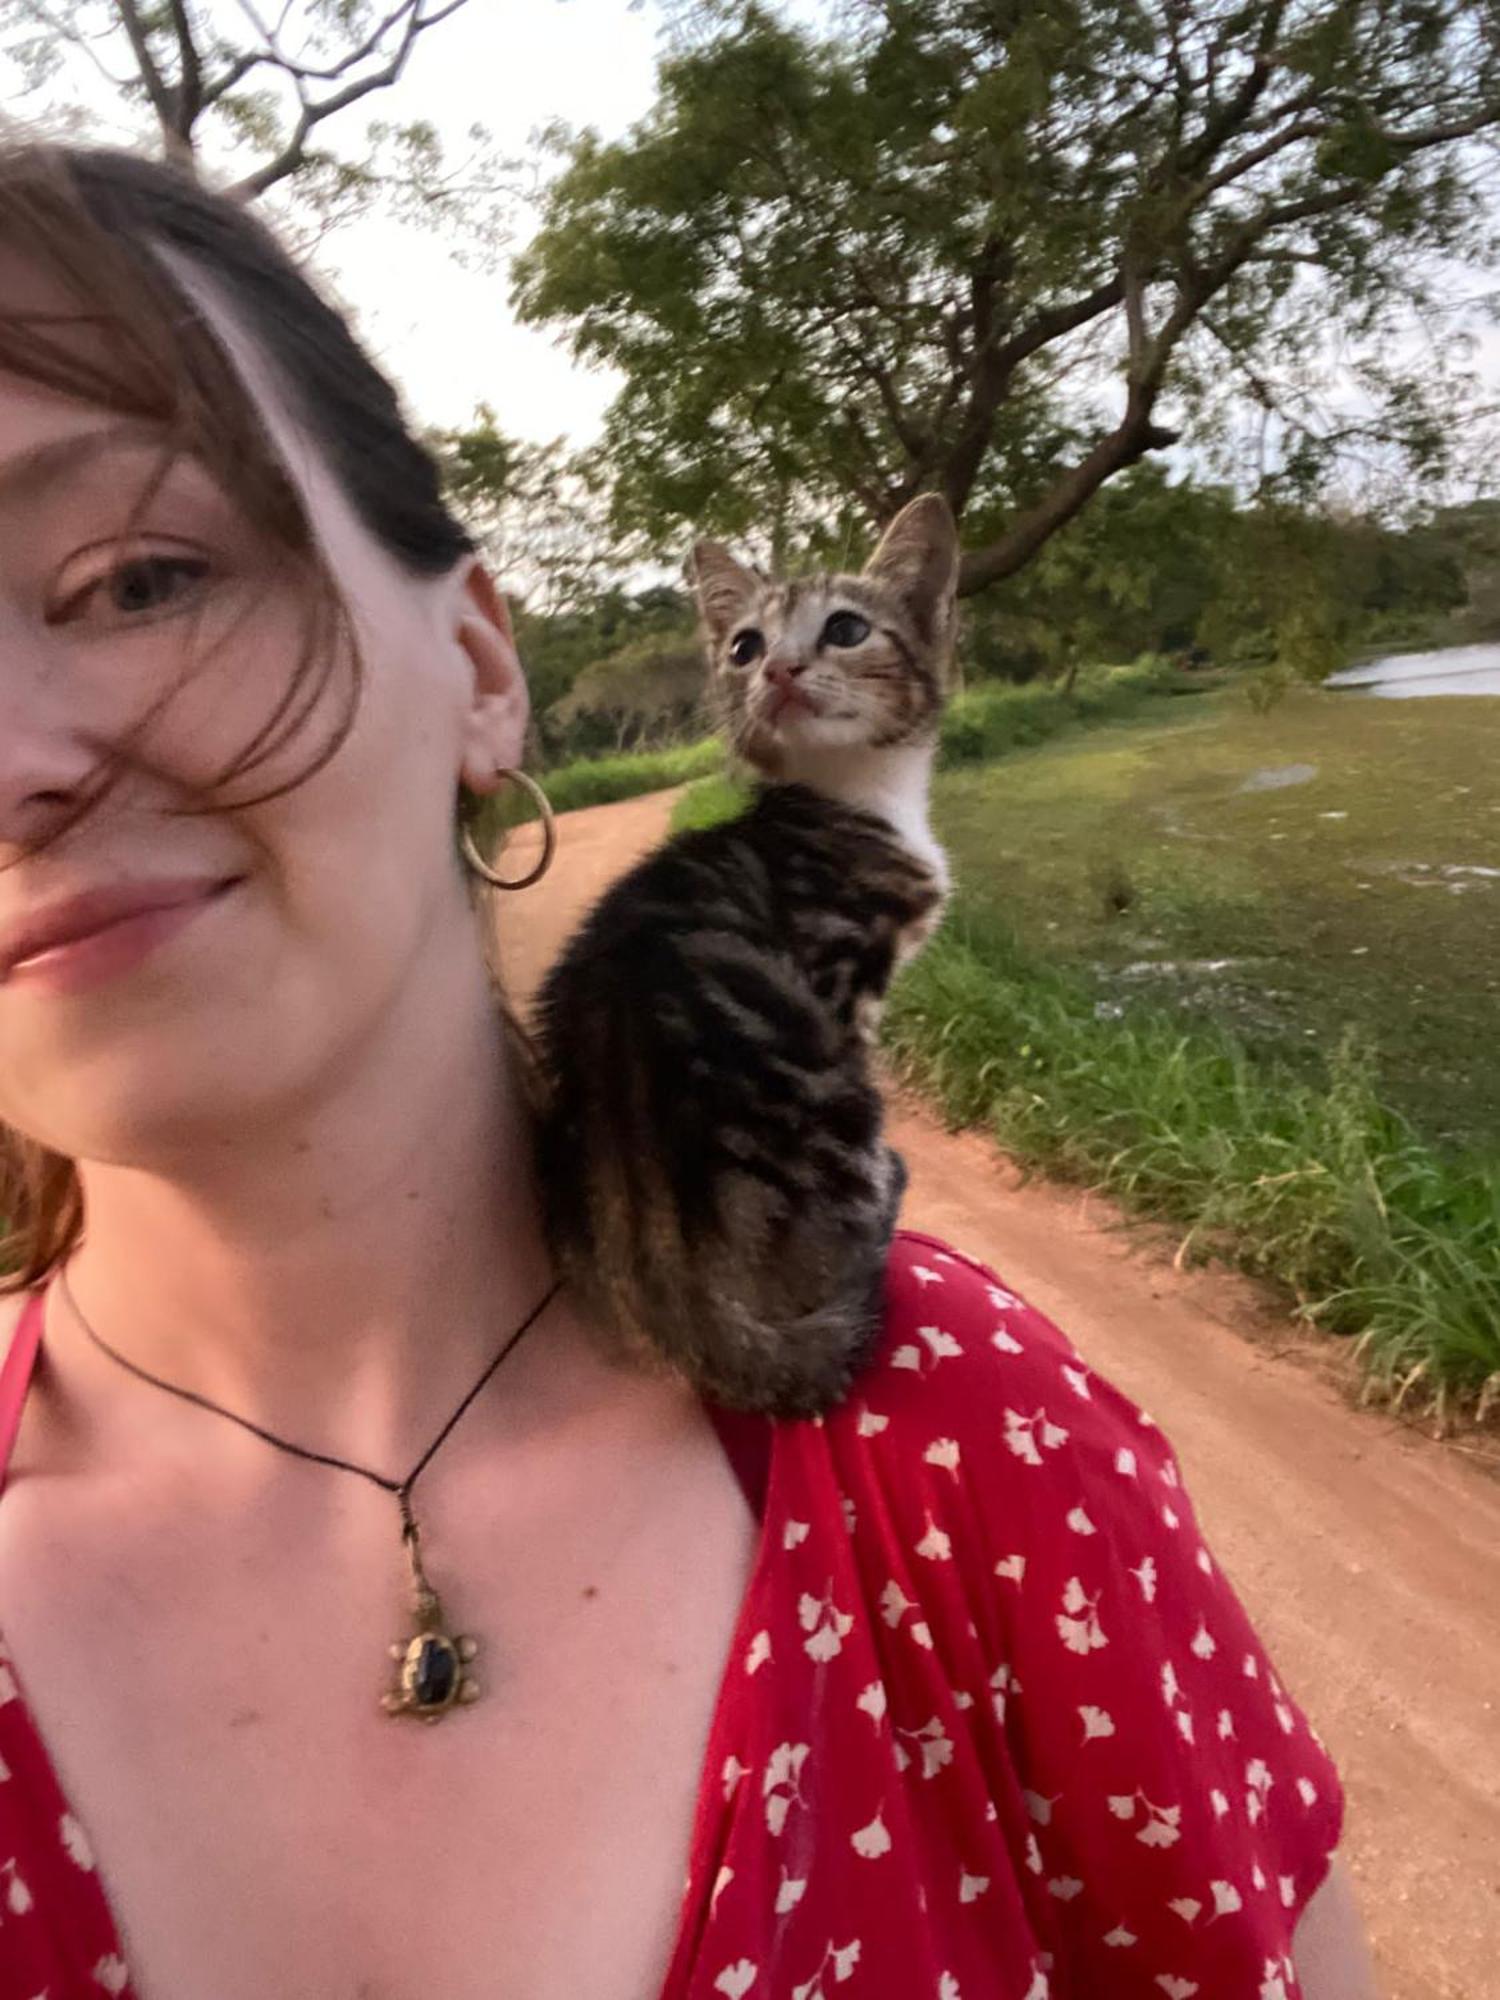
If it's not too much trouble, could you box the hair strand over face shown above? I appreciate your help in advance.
[0,142,485,1290]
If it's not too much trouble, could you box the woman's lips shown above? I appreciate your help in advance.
[1,880,240,995]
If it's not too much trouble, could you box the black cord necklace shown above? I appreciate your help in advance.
[58,1264,561,1726]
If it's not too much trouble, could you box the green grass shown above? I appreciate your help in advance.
[671,770,750,831]
[932,685,1500,1151]
[937,655,1188,766]
[541,736,723,814]
[884,908,1500,1424]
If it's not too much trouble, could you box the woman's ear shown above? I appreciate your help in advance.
[454,564,531,788]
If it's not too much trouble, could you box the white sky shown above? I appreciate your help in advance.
[317,0,662,439]
[1,0,666,441]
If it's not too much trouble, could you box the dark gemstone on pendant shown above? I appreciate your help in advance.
[413,1635,458,1709]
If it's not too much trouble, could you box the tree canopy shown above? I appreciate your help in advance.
[515,0,1500,593]
[1,0,502,240]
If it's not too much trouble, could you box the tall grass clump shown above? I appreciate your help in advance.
[939,657,1180,767]
[542,736,723,813]
[475,738,725,845]
[671,771,751,832]
[884,903,1500,1422]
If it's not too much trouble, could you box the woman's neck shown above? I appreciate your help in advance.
[55,946,560,1470]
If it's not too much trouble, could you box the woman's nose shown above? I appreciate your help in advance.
[0,647,99,851]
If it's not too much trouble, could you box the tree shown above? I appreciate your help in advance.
[514,0,1500,594]
[959,462,1242,673]
[512,583,701,760]
[428,405,627,616]
[1,0,505,242]
[544,632,706,753]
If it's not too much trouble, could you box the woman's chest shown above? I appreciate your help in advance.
[0,1423,760,2000]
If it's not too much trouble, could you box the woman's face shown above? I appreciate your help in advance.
[0,254,528,1169]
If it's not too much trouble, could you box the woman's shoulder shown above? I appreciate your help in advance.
[809,1231,1345,1970]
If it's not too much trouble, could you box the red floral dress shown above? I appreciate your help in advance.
[0,1231,1342,1998]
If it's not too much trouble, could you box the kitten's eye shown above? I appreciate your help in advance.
[821,611,870,649]
[728,628,765,668]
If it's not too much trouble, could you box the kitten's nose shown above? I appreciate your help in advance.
[764,656,805,689]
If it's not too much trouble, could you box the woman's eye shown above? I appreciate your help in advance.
[110,556,209,614]
[822,611,870,649]
[54,552,213,627]
[728,628,765,668]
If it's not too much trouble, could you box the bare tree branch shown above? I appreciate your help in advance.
[109,0,181,157]
[8,0,133,90]
[166,0,204,141]
[225,0,472,201]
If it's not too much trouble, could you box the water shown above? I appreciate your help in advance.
[1326,642,1500,699]
[1238,762,1318,793]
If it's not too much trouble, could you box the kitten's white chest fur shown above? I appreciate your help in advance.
[778,740,950,894]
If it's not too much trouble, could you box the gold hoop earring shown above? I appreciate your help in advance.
[459,768,557,891]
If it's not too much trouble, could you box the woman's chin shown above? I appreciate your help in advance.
[14,1054,277,1172]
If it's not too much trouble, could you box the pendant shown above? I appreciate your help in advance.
[383,1584,480,1724]
[382,1498,479,1724]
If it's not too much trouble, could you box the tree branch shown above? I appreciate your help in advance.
[9,1,133,91]
[1176,0,1290,176]
[167,0,204,141]
[937,275,1128,515]
[958,405,1180,596]
[110,0,181,157]
[225,0,471,200]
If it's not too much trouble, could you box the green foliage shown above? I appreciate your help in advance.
[540,737,724,816]
[959,467,1242,673]
[517,0,1500,586]
[671,770,751,832]
[428,408,623,619]
[515,586,700,761]
[546,634,707,755]
[939,658,1180,763]
[959,468,1469,683]
[883,907,1500,1422]
[1199,502,1448,680]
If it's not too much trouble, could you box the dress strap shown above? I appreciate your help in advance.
[0,1292,45,1498]
[703,1403,773,1523]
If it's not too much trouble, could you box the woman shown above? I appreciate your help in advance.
[0,146,1376,1999]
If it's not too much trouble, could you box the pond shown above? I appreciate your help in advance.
[1327,642,1500,699]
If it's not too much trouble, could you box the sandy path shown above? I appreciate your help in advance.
[497,786,1500,2000]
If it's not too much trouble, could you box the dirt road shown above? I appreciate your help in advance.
[498,787,1500,2000]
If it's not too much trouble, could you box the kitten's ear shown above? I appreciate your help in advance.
[688,539,761,646]
[863,494,960,638]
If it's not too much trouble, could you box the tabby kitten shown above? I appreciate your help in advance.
[532,494,959,1416]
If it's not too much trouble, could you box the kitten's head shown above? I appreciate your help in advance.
[688,494,960,773]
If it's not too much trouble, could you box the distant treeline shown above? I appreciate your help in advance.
[501,470,1497,766]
